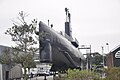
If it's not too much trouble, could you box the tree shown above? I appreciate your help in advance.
[92,52,103,65]
[5,11,38,80]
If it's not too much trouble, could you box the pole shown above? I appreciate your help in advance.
[106,43,109,53]
[48,20,49,27]
[88,45,91,70]
[102,46,104,67]
[90,45,92,70]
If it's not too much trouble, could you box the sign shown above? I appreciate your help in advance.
[115,50,120,58]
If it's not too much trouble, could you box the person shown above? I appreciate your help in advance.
[31,72,33,78]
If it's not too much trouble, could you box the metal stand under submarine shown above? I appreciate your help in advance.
[38,8,85,71]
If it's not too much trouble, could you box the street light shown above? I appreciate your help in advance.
[106,43,109,53]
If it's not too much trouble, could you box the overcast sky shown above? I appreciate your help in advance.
[0,0,120,54]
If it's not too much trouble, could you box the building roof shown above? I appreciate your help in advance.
[110,45,120,53]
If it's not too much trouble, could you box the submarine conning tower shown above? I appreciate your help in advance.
[65,8,79,48]
[65,8,72,39]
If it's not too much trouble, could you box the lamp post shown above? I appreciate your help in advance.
[106,43,109,53]
[102,46,105,67]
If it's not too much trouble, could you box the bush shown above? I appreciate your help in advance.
[103,67,120,80]
[58,69,101,80]
[54,67,120,80]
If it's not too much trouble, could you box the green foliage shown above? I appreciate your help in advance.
[12,50,36,68]
[0,48,12,64]
[103,67,120,80]
[4,11,38,80]
[0,47,37,80]
[5,11,37,52]
[92,53,103,65]
[5,11,38,67]
[55,68,120,80]
[59,69,101,80]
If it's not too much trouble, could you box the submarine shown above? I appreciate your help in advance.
[38,8,85,71]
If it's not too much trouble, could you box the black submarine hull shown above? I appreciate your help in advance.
[39,21,85,71]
